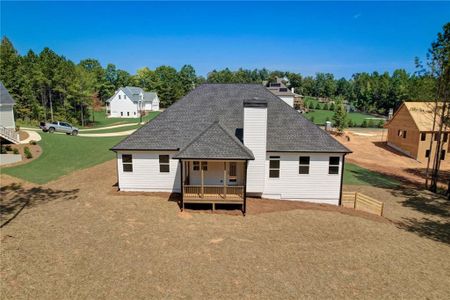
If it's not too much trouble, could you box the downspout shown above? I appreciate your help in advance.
[243,160,248,216]
[338,154,347,206]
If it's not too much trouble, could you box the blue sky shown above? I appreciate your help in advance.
[1,1,449,78]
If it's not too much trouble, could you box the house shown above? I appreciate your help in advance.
[385,101,449,162]
[264,78,297,108]
[0,82,19,144]
[111,84,351,214]
[106,86,159,118]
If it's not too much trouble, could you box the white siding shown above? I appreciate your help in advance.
[109,90,139,118]
[144,102,153,111]
[152,96,160,111]
[263,152,344,205]
[0,104,15,128]
[243,106,267,195]
[279,96,294,107]
[117,151,180,192]
[187,161,245,185]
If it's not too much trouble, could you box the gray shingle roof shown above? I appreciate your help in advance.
[0,82,15,105]
[111,84,350,154]
[173,121,254,160]
[106,87,157,103]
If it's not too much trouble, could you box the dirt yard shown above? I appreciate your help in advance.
[1,160,450,299]
[335,129,450,186]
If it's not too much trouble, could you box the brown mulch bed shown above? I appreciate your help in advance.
[0,143,42,167]
[18,130,29,141]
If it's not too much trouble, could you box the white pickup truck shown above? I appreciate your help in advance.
[40,121,79,136]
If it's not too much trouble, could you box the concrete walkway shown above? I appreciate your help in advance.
[78,129,137,137]
[79,123,138,131]
[20,130,42,144]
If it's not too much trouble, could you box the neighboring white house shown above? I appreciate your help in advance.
[264,78,297,108]
[0,82,19,144]
[111,84,351,214]
[106,86,159,118]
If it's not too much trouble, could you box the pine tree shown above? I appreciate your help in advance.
[332,99,348,132]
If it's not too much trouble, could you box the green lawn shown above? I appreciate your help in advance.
[344,163,399,188]
[2,133,123,184]
[305,109,382,126]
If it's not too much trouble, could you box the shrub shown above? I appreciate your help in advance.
[310,116,315,123]
[309,102,315,109]
[29,140,37,145]
[367,119,375,128]
[377,119,385,128]
[13,148,19,154]
[329,102,336,111]
[15,125,20,132]
[323,103,330,110]
[315,103,321,110]
[0,145,6,154]
[348,119,354,127]
[24,146,33,159]
[5,145,12,151]
[361,120,368,128]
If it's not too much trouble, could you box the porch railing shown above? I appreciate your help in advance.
[183,185,244,201]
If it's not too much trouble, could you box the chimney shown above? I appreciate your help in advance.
[243,98,268,196]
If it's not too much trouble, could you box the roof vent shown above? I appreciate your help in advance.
[243,98,268,108]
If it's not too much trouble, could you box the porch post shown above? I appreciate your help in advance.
[180,160,184,211]
[223,162,227,199]
[201,163,204,198]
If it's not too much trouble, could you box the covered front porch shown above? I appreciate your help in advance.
[173,121,254,214]
[180,160,247,212]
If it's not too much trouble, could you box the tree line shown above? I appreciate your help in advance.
[0,31,440,125]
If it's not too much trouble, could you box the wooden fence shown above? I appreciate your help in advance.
[341,192,384,216]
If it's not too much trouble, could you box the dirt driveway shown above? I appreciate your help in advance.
[335,129,450,186]
[1,160,449,299]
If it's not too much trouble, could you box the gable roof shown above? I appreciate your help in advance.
[106,87,158,103]
[111,84,350,154]
[387,102,449,132]
[173,121,254,160]
[264,78,296,97]
[0,82,15,105]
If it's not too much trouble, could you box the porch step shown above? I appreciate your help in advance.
[0,126,19,144]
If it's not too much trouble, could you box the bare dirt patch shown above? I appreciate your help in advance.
[1,160,449,299]
[335,129,450,186]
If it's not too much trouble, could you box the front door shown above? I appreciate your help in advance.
[228,162,237,186]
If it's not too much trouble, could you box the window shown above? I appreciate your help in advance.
[421,132,426,141]
[269,156,280,178]
[201,161,208,171]
[122,154,133,172]
[444,133,448,143]
[425,149,431,158]
[124,95,127,99]
[434,133,439,141]
[134,112,136,115]
[193,161,200,171]
[121,112,123,116]
[329,156,340,174]
[159,155,170,172]
[127,112,130,116]
[398,130,403,137]
[279,88,288,92]
[441,150,446,160]
[299,156,310,174]
[403,131,407,139]
[118,95,121,99]
[270,83,281,87]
